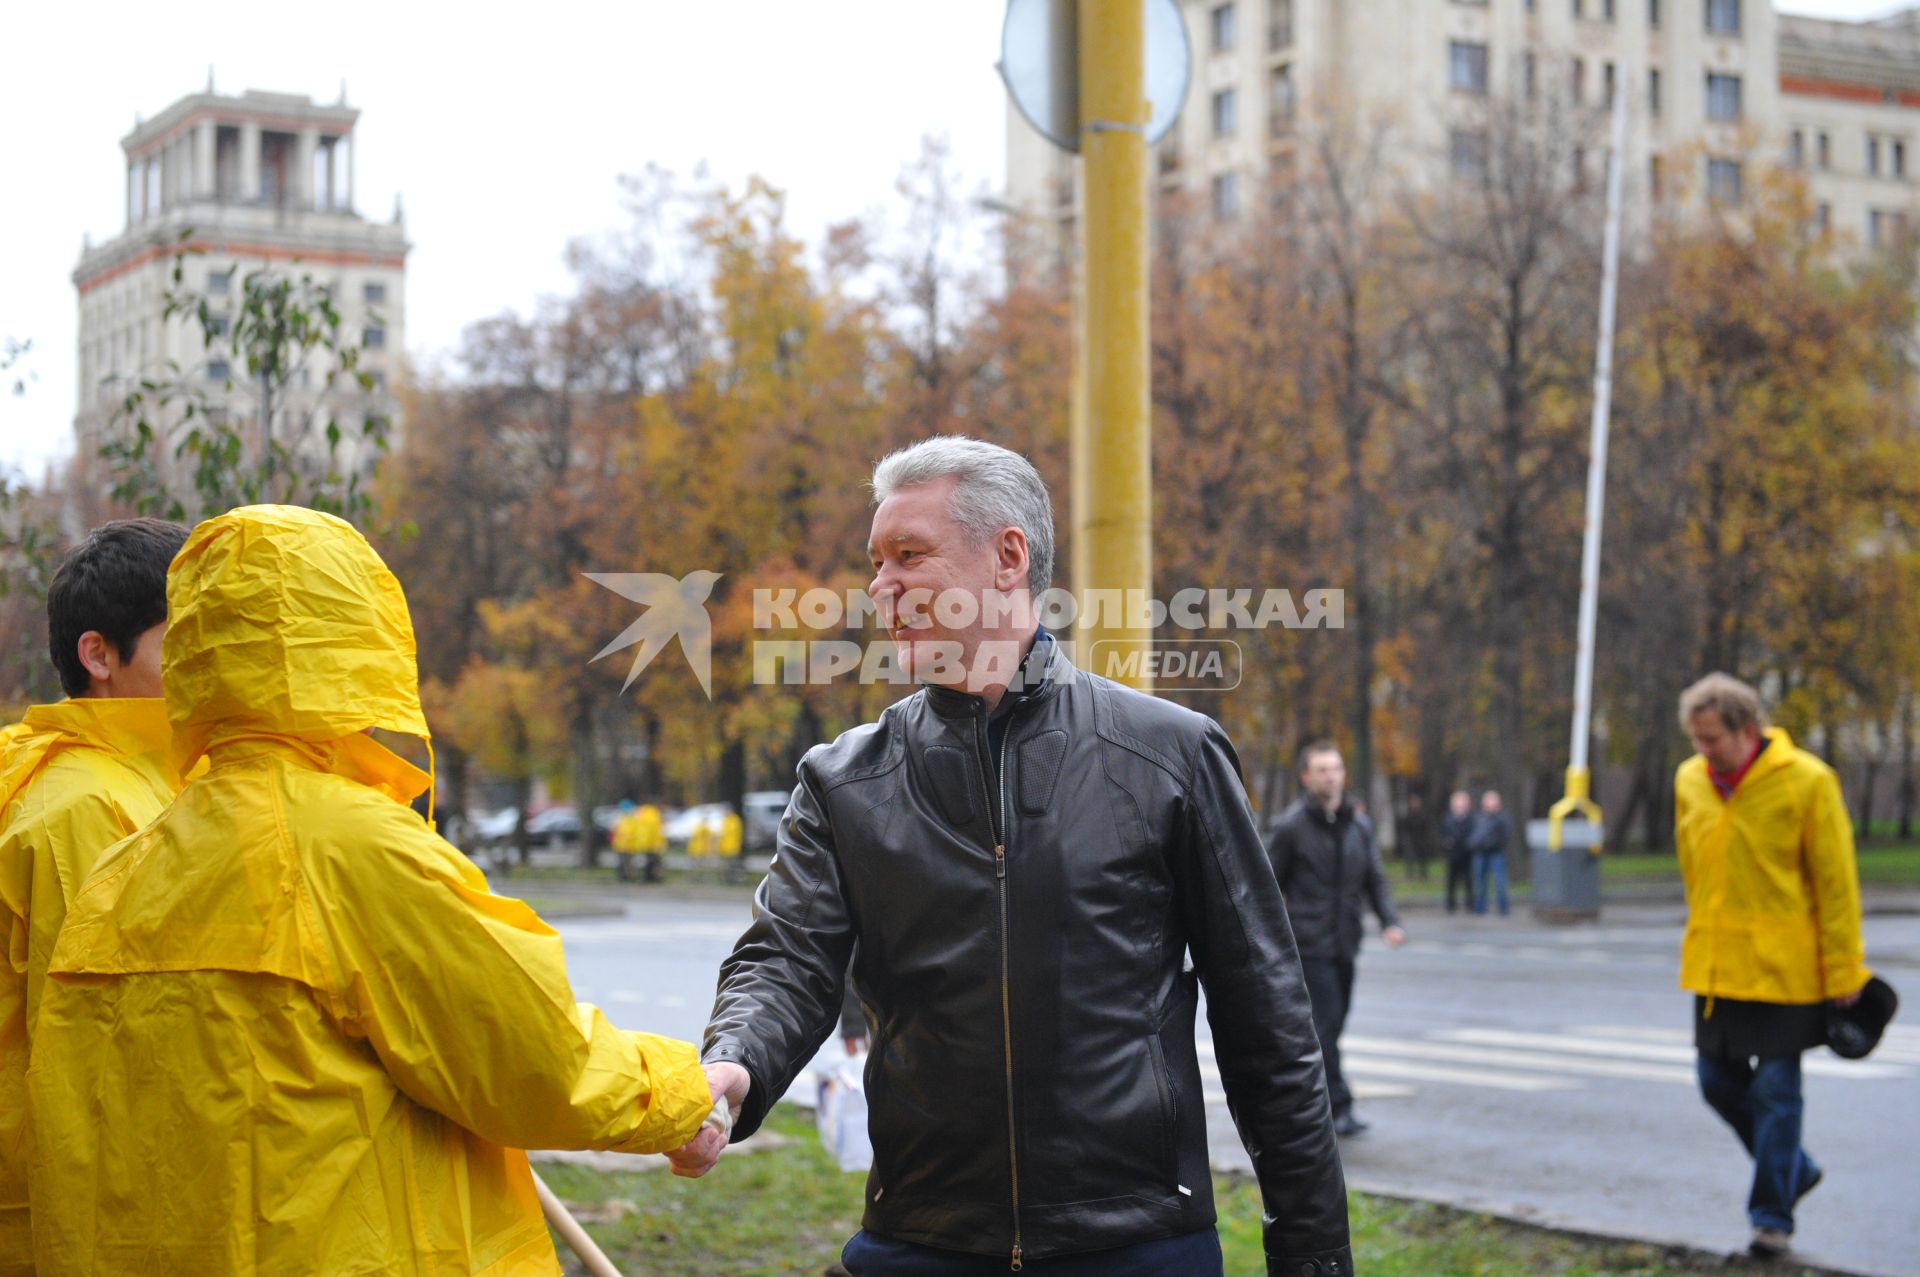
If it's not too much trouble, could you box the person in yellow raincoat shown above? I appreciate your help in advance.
[1674,673,1870,1261]
[1,518,189,1277]
[28,506,723,1276]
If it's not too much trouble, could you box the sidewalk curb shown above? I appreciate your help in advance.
[1298,1172,1901,1277]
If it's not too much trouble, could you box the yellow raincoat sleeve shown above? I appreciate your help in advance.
[321,805,713,1156]
[1805,769,1869,999]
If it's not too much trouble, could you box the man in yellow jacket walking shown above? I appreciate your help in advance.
[0,518,189,1276]
[28,506,722,1276]
[1675,673,1870,1261]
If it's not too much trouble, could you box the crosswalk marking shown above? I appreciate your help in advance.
[1344,1034,1695,1085]
[1339,1057,1572,1091]
[1445,1028,1914,1079]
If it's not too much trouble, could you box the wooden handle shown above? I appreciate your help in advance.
[533,1168,625,1277]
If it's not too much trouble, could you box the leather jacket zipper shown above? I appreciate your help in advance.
[977,707,1024,1271]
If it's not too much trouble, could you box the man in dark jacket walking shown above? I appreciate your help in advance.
[1440,790,1475,913]
[1267,742,1406,1137]
[1469,790,1514,916]
[676,438,1351,1277]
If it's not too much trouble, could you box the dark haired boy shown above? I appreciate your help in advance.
[0,517,188,1274]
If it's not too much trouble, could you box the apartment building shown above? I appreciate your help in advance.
[1007,1,1919,240]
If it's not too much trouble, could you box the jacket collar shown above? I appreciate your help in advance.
[20,697,172,759]
[923,629,1067,721]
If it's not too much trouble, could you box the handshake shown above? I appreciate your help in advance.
[665,1061,753,1178]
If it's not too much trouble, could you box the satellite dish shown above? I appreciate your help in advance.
[1000,0,1192,154]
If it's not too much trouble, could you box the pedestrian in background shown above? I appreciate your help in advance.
[1268,740,1407,1137]
[1398,789,1432,880]
[1470,789,1512,916]
[1674,673,1869,1260]
[1441,790,1475,914]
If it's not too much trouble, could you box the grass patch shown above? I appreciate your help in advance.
[543,1106,1800,1276]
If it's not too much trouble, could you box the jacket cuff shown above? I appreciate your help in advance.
[1268,1247,1355,1277]
[700,1042,771,1139]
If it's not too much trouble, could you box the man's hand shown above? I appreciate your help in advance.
[844,1034,868,1056]
[1383,925,1408,948]
[665,1062,751,1179]
[1833,988,1863,1008]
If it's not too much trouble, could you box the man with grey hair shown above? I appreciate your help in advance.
[1674,672,1870,1259]
[678,436,1351,1276]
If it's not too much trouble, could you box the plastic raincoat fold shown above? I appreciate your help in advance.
[29,506,711,1276]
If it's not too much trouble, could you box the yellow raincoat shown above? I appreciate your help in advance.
[1675,727,1870,1005]
[1,700,179,1276]
[29,506,712,1276]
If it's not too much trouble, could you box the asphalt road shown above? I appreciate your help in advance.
[540,890,1920,1277]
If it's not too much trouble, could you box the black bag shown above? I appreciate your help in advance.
[1827,976,1899,1060]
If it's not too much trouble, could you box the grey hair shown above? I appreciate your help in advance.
[870,436,1055,595]
[1678,672,1767,734]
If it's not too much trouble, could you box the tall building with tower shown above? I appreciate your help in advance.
[72,85,407,467]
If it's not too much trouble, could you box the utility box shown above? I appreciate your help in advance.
[1529,818,1602,923]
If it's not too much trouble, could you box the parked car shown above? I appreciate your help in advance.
[743,790,788,851]
[664,803,731,848]
[470,808,520,844]
[525,806,581,839]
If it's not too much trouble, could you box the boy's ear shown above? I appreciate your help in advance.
[76,631,114,686]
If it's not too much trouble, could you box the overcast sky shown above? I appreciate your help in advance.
[0,0,1907,478]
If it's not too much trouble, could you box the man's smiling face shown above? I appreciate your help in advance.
[867,476,998,687]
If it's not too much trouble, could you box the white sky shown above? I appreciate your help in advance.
[0,0,1906,480]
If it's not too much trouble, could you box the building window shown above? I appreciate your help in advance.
[1450,129,1490,180]
[364,281,387,304]
[1572,57,1585,103]
[363,326,387,350]
[1525,52,1538,100]
[1706,74,1741,122]
[1210,3,1236,53]
[1650,154,1664,199]
[207,270,231,296]
[1707,157,1742,204]
[1211,171,1240,219]
[1870,209,1886,247]
[1450,41,1489,95]
[1211,88,1237,136]
[1603,61,1616,106]
[207,314,230,338]
[1706,0,1740,35]
[368,371,388,393]
[1818,131,1831,168]
[1649,67,1662,114]
[1572,0,1583,15]
[1269,64,1296,134]
[1649,0,1660,26]
[1896,139,1907,178]
[1788,130,1804,166]
[207,359,229,382]
[1815,203,1831,234]
[1603,0,1615,18]
[1268,0,1292,51]
[1868,135,1882,175]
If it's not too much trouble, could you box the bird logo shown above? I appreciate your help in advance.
[586,570,724,699]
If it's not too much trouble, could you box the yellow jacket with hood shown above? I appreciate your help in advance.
[28,506,712,1276]
[0,700,179,1276]
[1675,726,1870,1005]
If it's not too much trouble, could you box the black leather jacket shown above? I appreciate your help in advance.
[1265,799,1400,963]
[704,641,1352,1274]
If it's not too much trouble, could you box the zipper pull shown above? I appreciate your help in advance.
[1010,1245,1023,1271]
[995,844,1007,878]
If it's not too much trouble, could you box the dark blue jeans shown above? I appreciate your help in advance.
[841,1228,1224,1276]
[1472,850,1509,915]
[1696,1051,1821,1232]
